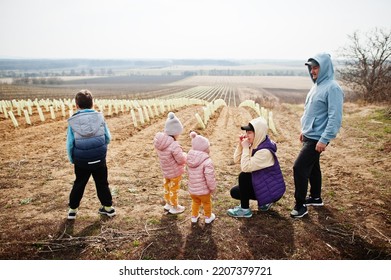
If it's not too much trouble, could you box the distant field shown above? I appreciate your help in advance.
[0,75,312,104]
[0,58,309,77]
[61,75,185,85]
[169,76,312,89]
[148,62,307,76]
[0,75,190,100]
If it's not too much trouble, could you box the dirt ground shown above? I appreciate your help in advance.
[0,100,390,260]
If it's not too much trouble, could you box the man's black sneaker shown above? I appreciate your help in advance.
[305,197,324,206]
[98,206,116,217]
[290,205,308,218]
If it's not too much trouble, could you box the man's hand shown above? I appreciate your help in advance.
[316,142,327,153]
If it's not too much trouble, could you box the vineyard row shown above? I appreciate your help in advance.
[0,85,277,134]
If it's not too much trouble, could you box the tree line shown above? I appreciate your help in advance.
[1,68,114,79]
[12,77,63,85]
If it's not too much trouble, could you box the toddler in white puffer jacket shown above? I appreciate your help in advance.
[186,131,217,224]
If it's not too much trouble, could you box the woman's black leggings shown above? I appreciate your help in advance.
[230,172,256,209]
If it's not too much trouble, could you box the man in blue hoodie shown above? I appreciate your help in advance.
[66,90,115,219]
[291,53,344,218]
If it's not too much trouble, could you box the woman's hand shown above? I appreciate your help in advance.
[241,138,250,148]
[239,134,246,143]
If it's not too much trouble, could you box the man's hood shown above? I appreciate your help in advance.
[307,52,335,84]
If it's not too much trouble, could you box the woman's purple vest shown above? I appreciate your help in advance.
[251,136,286,205]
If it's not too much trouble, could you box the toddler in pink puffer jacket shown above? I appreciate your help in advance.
[187,131,217,224]
[154,112,187,214]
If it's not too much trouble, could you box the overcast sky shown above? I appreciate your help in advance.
[0,0,390,60]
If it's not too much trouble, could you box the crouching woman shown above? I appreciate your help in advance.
[227,116,286,218]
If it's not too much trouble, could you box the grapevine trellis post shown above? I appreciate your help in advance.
[130,109,138,127]
[8,111,18,127]
[24,110,31,125]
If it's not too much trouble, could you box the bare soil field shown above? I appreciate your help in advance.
[0,76,189,100]
[0,79,390,260]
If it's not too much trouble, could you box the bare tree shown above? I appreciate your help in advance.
[337,28,391,103]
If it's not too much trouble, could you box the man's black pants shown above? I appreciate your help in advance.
[293,137,322,206]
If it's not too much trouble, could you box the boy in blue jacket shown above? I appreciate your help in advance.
[66,89,115,219]
[291,53,344,218]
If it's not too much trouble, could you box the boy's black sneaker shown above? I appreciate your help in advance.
[67,208,78,220]
[290,205,308,218]
[98,206,116,217]
[305,197,324,206]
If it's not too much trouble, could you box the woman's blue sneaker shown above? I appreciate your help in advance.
[227,206,252,218]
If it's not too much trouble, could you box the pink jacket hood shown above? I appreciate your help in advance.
[154,132,186,179]
[187,149,216,195]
